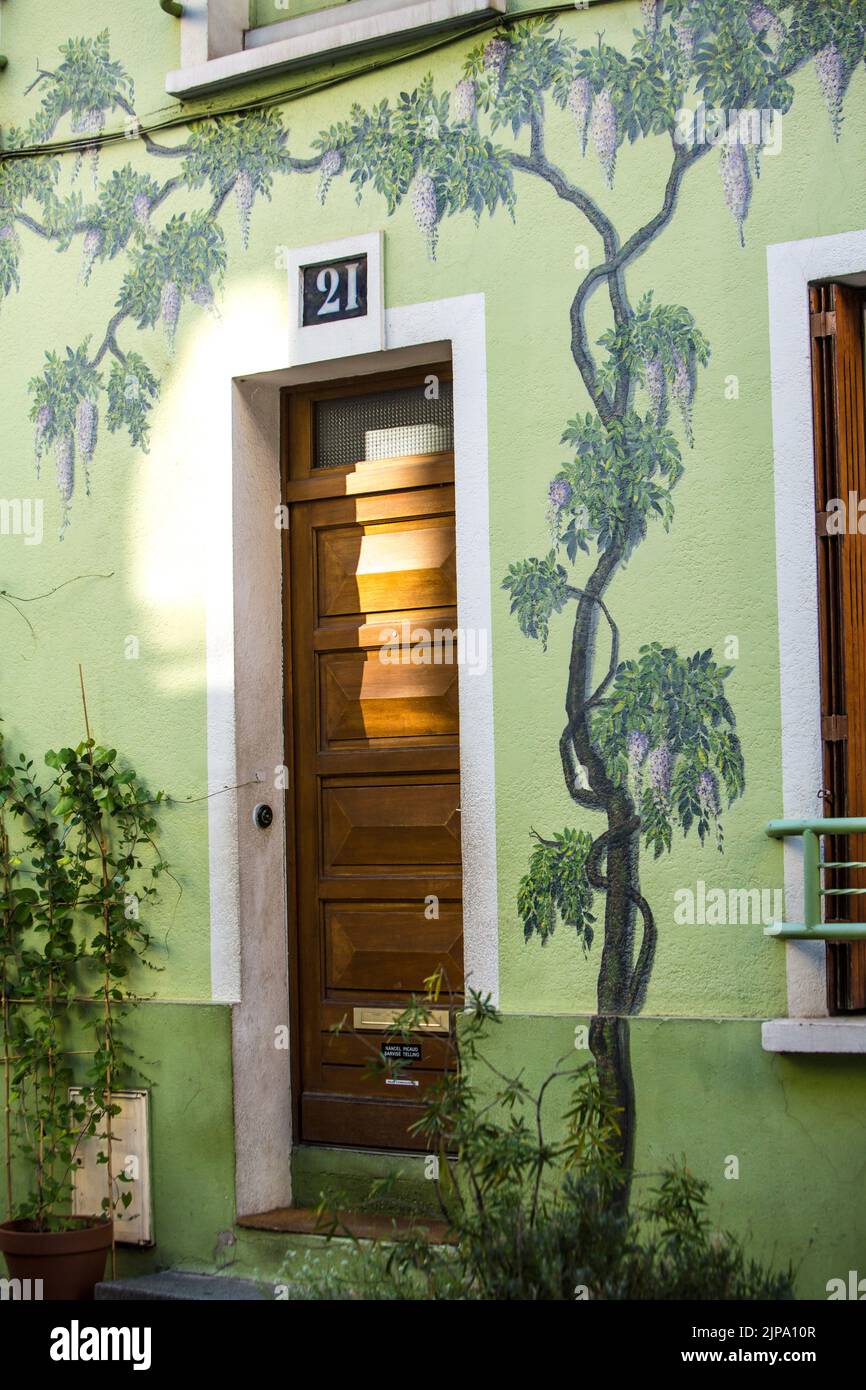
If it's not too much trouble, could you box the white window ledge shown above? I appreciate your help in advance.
[167,0,505,100]
[762,1017,866,1054]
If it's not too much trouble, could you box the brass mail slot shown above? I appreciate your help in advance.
[352,1006,450,1034]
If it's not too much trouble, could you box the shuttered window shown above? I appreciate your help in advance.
[809,280,866,1013]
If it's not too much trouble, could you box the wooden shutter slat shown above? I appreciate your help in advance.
[809,281,866,1011]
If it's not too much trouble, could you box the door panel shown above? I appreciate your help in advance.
[324,901,463,992]
[286,383,463,1150]
[322,779,462,872]
[317,516,457,616]
[320,651,459,748]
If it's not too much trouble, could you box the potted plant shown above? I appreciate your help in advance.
[0,676,166,1299]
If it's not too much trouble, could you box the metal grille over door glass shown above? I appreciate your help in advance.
[314,381,453,469]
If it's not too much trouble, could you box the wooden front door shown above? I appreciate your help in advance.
[284,370,464,1150]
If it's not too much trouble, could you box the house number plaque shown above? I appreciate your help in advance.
[301,253,367,326]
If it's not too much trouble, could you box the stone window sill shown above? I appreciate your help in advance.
[762,1017,866,1054]
[166,0,505,100]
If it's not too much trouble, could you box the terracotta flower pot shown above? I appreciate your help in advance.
[0,1217,113,1301]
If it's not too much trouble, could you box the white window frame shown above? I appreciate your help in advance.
[766,226,866,1054]
[168,0,506,100]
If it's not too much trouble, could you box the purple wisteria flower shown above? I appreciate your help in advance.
[546,477,572,538]
[674,16,696,62]
[644,354,666,424]
[814,44,846,141]
[567,77,592,155]
[591,88,617,188]
[697,769,720,816]
[482,38,509,89]
[748,2,783,45]
[627,730,650,776]
[720,140,751,247]
[317,149,342,204]
[453,78,476,125]
[648,742,672,797]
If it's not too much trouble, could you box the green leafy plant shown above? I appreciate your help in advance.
[285,991,794,1301]
[0,681,166,1261]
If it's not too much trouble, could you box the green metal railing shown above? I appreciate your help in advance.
[765,818,866,939]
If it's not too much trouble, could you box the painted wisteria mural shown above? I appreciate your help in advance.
[2,3,865,1180]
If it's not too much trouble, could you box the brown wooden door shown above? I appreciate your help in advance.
[284,372,463,1149]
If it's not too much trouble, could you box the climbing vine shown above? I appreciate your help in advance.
[0,701,166,1247]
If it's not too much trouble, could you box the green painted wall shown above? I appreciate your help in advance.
[470,1016,866,1302]
[1,0,865,1296]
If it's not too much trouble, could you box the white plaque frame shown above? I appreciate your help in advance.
[287,231,384,366]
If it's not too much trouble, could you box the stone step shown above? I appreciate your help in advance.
[95,1272,271,1301]
[237,1205,453,1242]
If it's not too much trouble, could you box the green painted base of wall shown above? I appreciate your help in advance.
[5,1002,864,1298]
[472,1014,866,1301]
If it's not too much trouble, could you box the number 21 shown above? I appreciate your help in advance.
[315,262,360,316]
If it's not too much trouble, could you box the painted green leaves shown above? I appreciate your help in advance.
[315,72,515,259]
[467,19,573,138]
[0,133,60,305]
[184,110,291,248]
[120,211,226,351]
[78,166,162,283]
[29,337,160,535]
[779,0,866,141]
[8,46,282,527]
[29,343,101,534]
[554,409,684,559]
[517,827,595,948]
[590,644,745,857]
[0,220,21,298]
[501,553,569,649]
[26,29,134,151]
[597,294,710,445]
[106,352,159,451]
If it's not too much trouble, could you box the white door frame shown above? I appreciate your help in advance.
[201,291,498,1214]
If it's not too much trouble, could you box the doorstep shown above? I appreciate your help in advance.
[290,1143,444,1218]
[237,1206,455,1243]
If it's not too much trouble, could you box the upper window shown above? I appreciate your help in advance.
[251,1,352,27]
[167,0,505,100]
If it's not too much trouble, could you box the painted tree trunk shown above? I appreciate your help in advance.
[567,556,641,1186]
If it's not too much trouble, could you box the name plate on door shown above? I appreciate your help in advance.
[383,1043,422,1061]
[287,232,383,366]
[302,255,367,326]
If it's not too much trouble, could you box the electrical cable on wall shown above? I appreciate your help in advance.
[0,1,592,161]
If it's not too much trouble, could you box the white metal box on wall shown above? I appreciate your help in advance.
[69,1088,154,1247]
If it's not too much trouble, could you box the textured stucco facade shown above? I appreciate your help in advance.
[1,0,865,1297]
